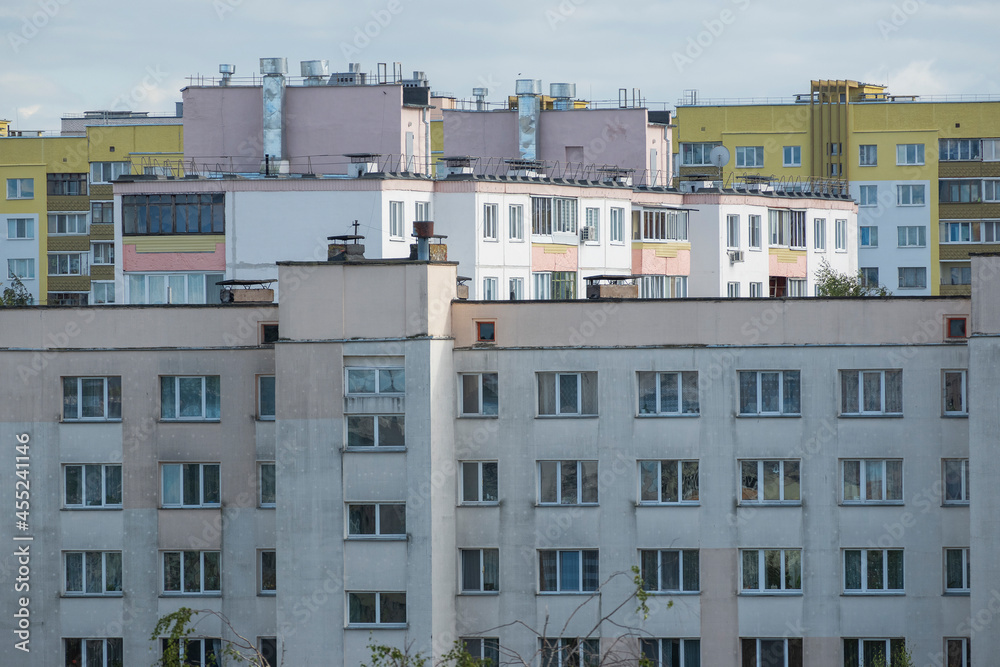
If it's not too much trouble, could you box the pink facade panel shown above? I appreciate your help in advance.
[769,253,808,278]
[631,247,691,276]
[531,244,578,271]
[122,244,226,271]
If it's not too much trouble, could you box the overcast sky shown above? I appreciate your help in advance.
[2,0,999,131]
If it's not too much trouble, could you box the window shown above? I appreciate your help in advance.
[783,146,801,167]
[533,271,578,300]
[943,370,967,415]
[638,275,687,299]
[537,371,597,416]
[6,178,33,199]
[251,550,275,595]
[768,209,796,246]
[48,253,88,276]
[842,460,902,503]
[814,218,826,250]
[829,143,842,156]
[641,639,701,667]
[951,264,974,287]
[835,219,848,251]
[681,142,718,166]
[461,548,499,592]
[896,143,924,165]
[91,201,113,224]
[984,139,1000,161]
[462,638,500,665]
[346,367,404,394]
[65,551,122,595]
[90,161,130,183]
[939,180,982,203]
[48,291,89,306]
[348,503,405,537]
[898,267,926,289]
[508,204,523,241]
[639,460,699,505]
[47,172,87,196]
[508,277,523,300]
[727,214,740,249]
[741,638,802,667]
[482,203,498,241]
[738,371,800,416]
[897,184,925,206]
[259,462,276,507]
[415,200,430,222]
[163,551,221,594]
[583,207,600,242]
[386,200,404,238]
[940,220,1000,244]
[122,193,226,235]
[940,138,981,162]
[7,258,34,280]
[462,461,498,504]
[748,214,761,249]
[348,591,406,626]
[728,282,740,298]
[945,548,970,593]
[346,415,405,448]
[92,242,115,265]
[162,463,221,508]
[255,375,275,420]
[65,464,122,508]
[461,373,498,416]
[160,376,220,420]
[640,549,699,593]
[736,146,764,168]
[7,217,33,239]
[610,207,624,243]
[945,639,971,667]
[65,638,123,667]
[639,209,688,241]
[943,459,970,504]
[259,638,278,667]
[538,550,598,592]
[638,371,698,415]
[829,163,841,177]
[127,272,225,304]
[859,184,878,207]
[985,179,1000,202]
[787,279,807,297]
[845,549,904,593]
[531,196,578,235]
[859,144,878,166]
[897,226,926,247]
[741,549,802,593]
[477,320,495,342]
[946,317,968,339]
[92,282,115,305]
[481,277,498,301]
[750,282,763,297]
[539,460,598,505]
[860,268,879,287]
[541,639,600,667]
[161,638,222,667]
[63,376,121,421]
[843,639,907,666]
[860,226,878,248]
[740,460,800,504]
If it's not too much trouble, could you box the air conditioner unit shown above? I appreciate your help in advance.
[729,250,745,263]
[580,225,597,242]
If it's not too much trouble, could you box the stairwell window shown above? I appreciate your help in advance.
[347,503,406,537]
[945,548,970,593]
[943,370,967,415]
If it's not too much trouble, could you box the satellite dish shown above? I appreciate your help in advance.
[710,145,731,168]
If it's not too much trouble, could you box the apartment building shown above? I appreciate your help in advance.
[1,243,995,666]
[673,80,1000,297]
[0,113,183,305]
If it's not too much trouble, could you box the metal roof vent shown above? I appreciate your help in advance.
[550,83,576,110]
[300,60,329,86]
[473,87,488,111]
[219,64,235,86]
[344,153,382,178]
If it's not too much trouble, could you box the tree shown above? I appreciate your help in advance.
[363,639,491,667]
[151,607,275,666]
[0,274,33,306]
[868,644,914,667]
[814,259,891,297]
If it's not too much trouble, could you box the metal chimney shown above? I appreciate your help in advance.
[515,79,542,162]
[219,64,235,86]
[472,87,488,111]
[300,60,329,86]
[260,58,288,174]
[550,82,576,110]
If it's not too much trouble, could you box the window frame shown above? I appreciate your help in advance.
[90,161,130,184]
[638,460,700,505]
[538,460,598,506]
[64,551,123,596]
[460,548,500,593]
[482,203,498,241]
[257,549,276,595]
[943,370,967,416]
[738,370,801,416]
[897,225,926,247]
[945,638,971,667]
[637,371,699,416]
[345,414,406,448]
[943,459,970,505]
[944,548,970,594]
[897,267,927,289]
[259,461,276,508]
[736,145,764,168]
[896,184,926,206]
[462,638,500,665]
[740,548,803,594]
[726,214,740,249]
[858,184,878,207]
[639,549,700,593]
[814,218,826,251]
[258,375,275,420]
[536,371,597,417]
[345,367,405,395]
[841,459,903,504]
[159,375,221,421]
[843,548,904,594]
[48,212,89,235]
[610,207,624,244]
[840,369,902,415]
[6,217,34,240]
[461,461,499,505]
[388,200,405,240]
[748,214,762,250]
[91,200,113,224]
[640,638,701,667]
[843,638,907,666]
[91,241,115,265]
[6,177,33,199]
[64,638,123,667]
[482,276,498,300]
[62,376,122,422]
[161,550,221,595]
[859,144,878,166]
[508,203,524,242]
[860,225,878,248]
[161,463,221,508]
[740,638,802,667]
[48,252,89,276]
[459,372,499,417]
[64,463,122,509]
[896,143,925,165]
[346,591,407,627]
[739,459,801,505]
[538,549,599,593]
[783,145,801,167]
[346,502,407,538]
[835,219,848,251]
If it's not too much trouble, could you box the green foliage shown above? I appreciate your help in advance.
[814,258,891,297]
[151,607,274,666]
[867,645,914,667]
[0,274,33,306]
[362,639,490,667]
